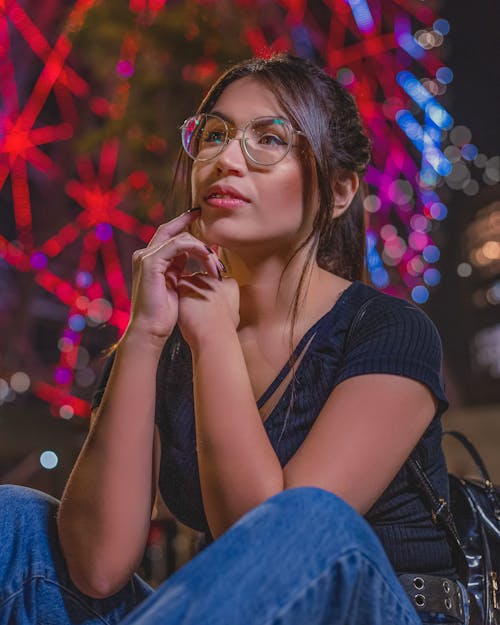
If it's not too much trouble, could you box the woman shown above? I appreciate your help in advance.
[0,54,467,625]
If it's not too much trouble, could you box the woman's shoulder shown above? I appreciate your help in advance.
[333,280,449,414]
[345,280,441,339]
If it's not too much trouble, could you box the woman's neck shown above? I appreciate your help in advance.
[225,247,337,333]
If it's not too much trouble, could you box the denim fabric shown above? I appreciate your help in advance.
[0,484,467,625]
[0,485,152,625]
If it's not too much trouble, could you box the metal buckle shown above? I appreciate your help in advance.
[431,498,448,525]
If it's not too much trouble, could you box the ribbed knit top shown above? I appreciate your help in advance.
[92,280,455,577]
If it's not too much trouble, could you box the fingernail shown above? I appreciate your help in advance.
[217,267,222,281]
[187,206,201,213]
[217,259,226,272]
[204,245,214,254]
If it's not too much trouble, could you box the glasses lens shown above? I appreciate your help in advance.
[244,117,292,165]
[182,115,227,161]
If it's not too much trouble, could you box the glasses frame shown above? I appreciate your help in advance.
[180,113,305,167]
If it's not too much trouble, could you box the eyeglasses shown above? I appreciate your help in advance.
[180,114,304,166]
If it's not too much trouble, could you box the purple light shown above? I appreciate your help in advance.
[116,60,134,79]
[54,367,72,385]
[63,329,80,343]
[30,251,48,270]
[76,270,93,289]
[95,223,113,241]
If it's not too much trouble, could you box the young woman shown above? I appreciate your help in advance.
[0,55,468,625]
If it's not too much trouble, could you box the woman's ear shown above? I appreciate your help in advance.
[332,170,359,219]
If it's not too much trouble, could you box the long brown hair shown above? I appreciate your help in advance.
[171,53,371,277]
[170,54,371,436]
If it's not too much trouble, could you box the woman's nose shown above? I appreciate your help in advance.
[213,133,247,175]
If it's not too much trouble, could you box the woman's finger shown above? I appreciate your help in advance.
[141,236,221,280]
[146,208,201,249]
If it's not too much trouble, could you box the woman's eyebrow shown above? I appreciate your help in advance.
[209,110,234,123]
[208,111,289,124]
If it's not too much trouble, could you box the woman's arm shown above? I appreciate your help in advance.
[57,330,163,598]
[282,373,436,514]
[192,336,435,535]
[191,328,284,539]
[57,210,222,598]
[176,272,283,539]
[181,283,443,537]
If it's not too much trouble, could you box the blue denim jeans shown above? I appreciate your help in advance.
[0,484,466,625]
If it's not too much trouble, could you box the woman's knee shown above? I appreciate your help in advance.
[0,484,60,544]
[251,487,385,559]
[0,484,59,518]
[265,486,362,527]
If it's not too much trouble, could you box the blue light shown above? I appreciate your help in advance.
[423,245,440,263]
[291,25,314,59]
[397,110,451,176]
[461,144,478,161]
[396,32,425,60]
[371,267,390,288]
[420,168,439,186]
[40,451,59,470]
[411,285,429,304]
[421,189,440,205]
[436,67,453,84]
[69,314,86,332]
[425,103,453,131]
[397,71,454,130]
[429,202,448,220]
[395,110,424,151]
[365,232,389,288]
[345,0,374,33]
[423,146,452,176]
[433,19,450,36]
[423,268,441,286]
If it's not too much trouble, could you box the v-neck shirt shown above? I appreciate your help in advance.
[91,280,454,577]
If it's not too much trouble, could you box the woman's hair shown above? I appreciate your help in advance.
[170,54,371,437]
[171,53,371,283]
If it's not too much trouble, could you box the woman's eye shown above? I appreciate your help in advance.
[203,131,225,144]
[259,133,286,146]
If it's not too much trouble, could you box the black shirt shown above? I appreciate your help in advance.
[92,280,454,577]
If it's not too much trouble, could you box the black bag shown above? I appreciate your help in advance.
[408,431,500,625]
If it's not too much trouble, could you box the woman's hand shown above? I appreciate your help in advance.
[127,209,224,345]
[177,273,240,349]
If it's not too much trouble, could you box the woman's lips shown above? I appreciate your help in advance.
[204,185,250,209]
[204,195,248,209]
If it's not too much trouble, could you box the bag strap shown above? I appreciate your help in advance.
[444,431,500,521]
[406,456,469,583]
[406,457,462,547]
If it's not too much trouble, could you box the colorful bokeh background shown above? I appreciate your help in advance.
[1,0,499,583]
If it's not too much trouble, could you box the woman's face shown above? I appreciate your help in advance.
[191,77,317,257]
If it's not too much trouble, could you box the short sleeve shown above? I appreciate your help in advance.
[334,294,449,415]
